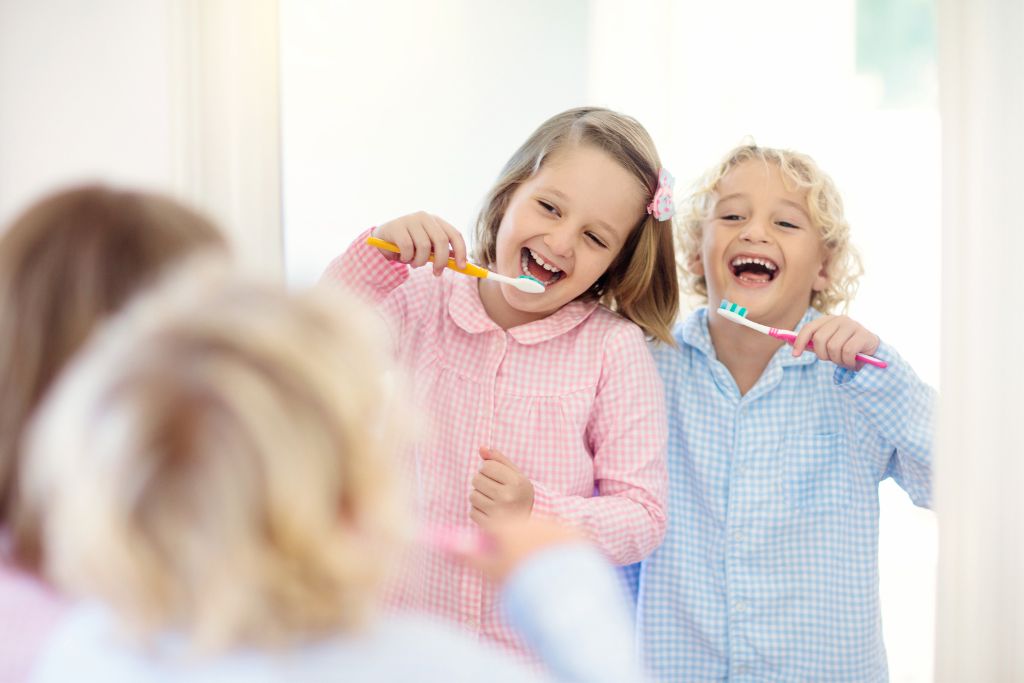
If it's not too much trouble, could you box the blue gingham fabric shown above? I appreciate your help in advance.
[633,307,935,682]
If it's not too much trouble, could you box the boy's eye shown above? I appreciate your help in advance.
[538,200,560,216]
[720,214,744,221]
[585,232,607,248]
[777,220,801,229]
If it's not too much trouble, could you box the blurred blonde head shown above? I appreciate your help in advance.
[677,144,863,313]
[474,107,679,344]
[23,269,409,650]
[0,184,227,568]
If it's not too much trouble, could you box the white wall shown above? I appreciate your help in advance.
[279,0,588,286]
[0,0,282,276]
[0,0,174,225]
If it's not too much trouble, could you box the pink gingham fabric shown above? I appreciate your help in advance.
[0,555,65,682]
[322,231,667,655]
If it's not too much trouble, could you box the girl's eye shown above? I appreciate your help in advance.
[721,214,744,221]
[538,200,560,216]
[585,232,607,248]
[777,220,801,229]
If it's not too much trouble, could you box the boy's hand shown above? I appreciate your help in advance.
[462,517,583,583]
[470,447,535,529]
[371,212,468,276]
[791,315,880,370]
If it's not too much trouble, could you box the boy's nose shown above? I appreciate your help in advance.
[739,219,770,243]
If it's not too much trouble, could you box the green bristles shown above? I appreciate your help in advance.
[719,299,747,317]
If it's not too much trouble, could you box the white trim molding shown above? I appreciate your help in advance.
[168,0,283,278]
[935,0,1024,679]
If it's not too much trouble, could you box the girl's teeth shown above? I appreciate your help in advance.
[528,249,561,273]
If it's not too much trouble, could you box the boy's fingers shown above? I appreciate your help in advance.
[792,318,824,356]
[826,326,856,366]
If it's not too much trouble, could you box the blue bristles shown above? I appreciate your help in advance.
[719,299,747,317]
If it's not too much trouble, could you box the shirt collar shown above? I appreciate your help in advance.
[447,274,600,345]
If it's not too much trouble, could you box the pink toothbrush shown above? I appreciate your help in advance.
[717,299,887,369]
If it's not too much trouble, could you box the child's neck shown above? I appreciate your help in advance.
[707,311,786,396]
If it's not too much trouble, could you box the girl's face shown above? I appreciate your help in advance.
[695,159,829,330]
[479,145,645,329]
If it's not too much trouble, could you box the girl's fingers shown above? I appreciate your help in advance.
[423,215,451,276]
[479,459,514,485]
[438,217,468,270]
[472,473,500,499]
[470,490,493,512]
[409,223,435,269]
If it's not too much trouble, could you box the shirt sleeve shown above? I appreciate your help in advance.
[502,543,649,683]
[320,228,417,341]
[531,324,669,565]
[833,339,936,507]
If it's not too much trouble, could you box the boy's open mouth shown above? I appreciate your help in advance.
[521,248,564,286]
[730,255,779,283]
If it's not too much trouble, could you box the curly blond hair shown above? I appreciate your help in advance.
[22,268,410,651]
[677,144,863,313]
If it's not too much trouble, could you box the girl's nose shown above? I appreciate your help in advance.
[543,226,575,258]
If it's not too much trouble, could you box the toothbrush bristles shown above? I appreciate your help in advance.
[720,299,747,317]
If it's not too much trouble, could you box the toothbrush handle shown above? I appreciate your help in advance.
[366,236,489,279]
[769,329,888,369]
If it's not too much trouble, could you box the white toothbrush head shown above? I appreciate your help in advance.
[716,299,770,334]
[512,275,546,294]
[489,271,545,294]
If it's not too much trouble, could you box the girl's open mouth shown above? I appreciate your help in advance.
[521,248,564,286]
[730,255,779,284]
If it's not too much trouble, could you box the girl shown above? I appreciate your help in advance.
[0,185,226,682]
[25,275,647,682]
[323,107,679,654]
[636,145,935,681]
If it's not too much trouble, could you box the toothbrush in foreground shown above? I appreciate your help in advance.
[717,300,888,369]
[366,236,545,294]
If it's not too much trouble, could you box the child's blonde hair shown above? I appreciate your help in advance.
[474,107,679,344]
[0,185,227,569]
[678,144,863,313]
[23,270,409,651]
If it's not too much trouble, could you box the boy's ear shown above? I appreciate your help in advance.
[689,252,704,277]
[812,251,830,292]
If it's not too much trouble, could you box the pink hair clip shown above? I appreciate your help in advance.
[647,168,675,221]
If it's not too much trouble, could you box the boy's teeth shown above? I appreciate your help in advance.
[730,256,777,271]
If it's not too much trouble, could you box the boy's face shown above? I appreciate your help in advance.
[480,145,644,328]
[694,159,828,329]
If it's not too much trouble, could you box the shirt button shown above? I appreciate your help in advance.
[732,531,743,542]
[735,464,746,475]
[733,600,747,613]
[464,618,480,631]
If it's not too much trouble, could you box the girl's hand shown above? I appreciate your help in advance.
[791,315,880,370]
[470,447,535,529]
[371,211,468,276]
